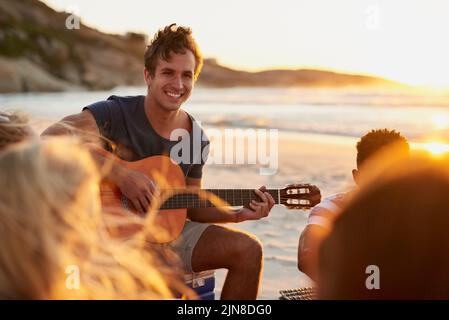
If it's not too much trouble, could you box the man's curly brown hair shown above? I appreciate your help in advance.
[144,24,203,81]
[356,129,409,168]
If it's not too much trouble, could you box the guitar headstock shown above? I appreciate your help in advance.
[280,184,321,209]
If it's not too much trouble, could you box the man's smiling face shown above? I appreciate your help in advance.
[145,51,195,112]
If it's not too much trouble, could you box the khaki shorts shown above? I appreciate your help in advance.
[168,221,210,273]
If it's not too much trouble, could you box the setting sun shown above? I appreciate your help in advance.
[420,142,449,156]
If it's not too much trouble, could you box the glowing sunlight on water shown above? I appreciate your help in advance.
[419,141,449,156]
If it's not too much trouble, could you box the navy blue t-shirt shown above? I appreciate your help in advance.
[83,95,209,179]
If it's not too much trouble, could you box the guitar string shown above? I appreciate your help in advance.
[161,194,313,208]
[138,188,314,209]
[161,192,308,200]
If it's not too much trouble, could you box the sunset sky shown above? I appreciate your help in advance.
[42,0,449,88]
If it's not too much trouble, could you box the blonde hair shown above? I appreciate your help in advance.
[0,138,186,299]
[0,111,34,151]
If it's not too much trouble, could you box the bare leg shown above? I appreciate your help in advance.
[191,225,263,300]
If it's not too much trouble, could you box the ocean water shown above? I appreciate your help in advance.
[1,86,449,299]
[2,86,449,140]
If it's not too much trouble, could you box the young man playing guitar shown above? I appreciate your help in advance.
[42,24,275,300]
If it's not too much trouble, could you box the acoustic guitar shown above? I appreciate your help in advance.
[100,155,321,243]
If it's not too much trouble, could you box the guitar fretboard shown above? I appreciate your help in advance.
[159,189,280,209]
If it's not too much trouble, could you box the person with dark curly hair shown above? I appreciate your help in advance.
[297,129,409,281]
[318,153,449,299]
[42,24,274,299]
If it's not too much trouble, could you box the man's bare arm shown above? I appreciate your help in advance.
[41,110,123,178]
[41,110,152,213]
[41,110,117,179]
[297,224,329,281]
[42,110,161,214]
[41,110,102,145]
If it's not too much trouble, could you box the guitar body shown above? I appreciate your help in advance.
[100,155,187,244]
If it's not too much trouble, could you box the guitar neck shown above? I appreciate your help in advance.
[160,189,280,210]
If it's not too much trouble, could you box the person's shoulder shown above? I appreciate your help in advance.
[317,191,342,204]
[106,95,144,106]
[307,191,350,228]
[83,95,127,111]
[100,95,145,117]
[186,111,210,144]
[325,191,350,207]
[185,111,201,127]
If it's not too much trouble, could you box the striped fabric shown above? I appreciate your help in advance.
[307,192,351,229]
